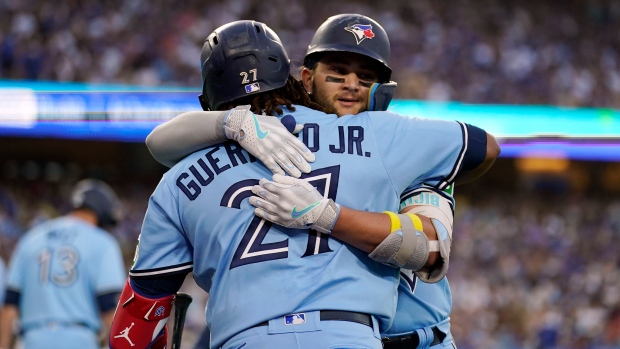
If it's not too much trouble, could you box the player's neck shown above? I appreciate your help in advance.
[70,209,98,226]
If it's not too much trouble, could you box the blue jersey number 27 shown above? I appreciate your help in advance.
[223,166,340,269]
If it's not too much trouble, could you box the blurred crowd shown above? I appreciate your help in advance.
[2,0,620,107]
[450,192,620,349]
[0,178,151,267]
[0,177,619,348]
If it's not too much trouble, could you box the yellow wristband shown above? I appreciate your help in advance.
[383,211,401,232]
[405,213,424,231]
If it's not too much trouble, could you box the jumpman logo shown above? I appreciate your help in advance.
[114,322,135,347]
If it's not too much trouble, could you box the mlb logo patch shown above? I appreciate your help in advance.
[245,82,261,93]
[344,24,375,45]
[284,313,306,325]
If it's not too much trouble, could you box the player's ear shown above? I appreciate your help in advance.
[301,67,313,94]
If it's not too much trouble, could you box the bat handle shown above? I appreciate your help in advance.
[171,292,193,349]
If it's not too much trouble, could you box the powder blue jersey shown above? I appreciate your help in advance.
[385,273,453,341]
[7,216,126,348]
[132,106,473,349]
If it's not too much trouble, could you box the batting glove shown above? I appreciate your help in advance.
[223,105,314,178]
[248,174,340,234]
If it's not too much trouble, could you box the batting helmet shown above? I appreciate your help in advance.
[71,179,121,227]
[304,14,392,82]
[198,20,291,111]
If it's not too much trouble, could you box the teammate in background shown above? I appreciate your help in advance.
[139,18,498,349]
[147,14,499,349]
[0,179,126,349]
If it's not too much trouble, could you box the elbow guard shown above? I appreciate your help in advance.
[414,218,451,283]
[369,212,430,271]
[109,278,174,349]
[401,190,454,283]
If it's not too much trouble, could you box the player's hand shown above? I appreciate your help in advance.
[248,174,340,234]
[224,106,315,178]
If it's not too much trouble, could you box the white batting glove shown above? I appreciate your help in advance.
[248,174,340,234]
[223,105,315,178]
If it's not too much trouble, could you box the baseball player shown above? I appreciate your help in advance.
[0,179,126,349]
[294,14,477,349]
[147,14,498,349]
[132,19,498,346]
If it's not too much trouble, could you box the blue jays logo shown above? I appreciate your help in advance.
[344,24,375,45]
[155,306,165,317]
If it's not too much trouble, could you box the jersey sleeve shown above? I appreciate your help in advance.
[370,113,486,191]
[399,183,456,212]
[146,111,228,168]
[459,122,488,171]
[130,178,193,279]
[94,236,126,294]
[369,113,463,190]
[6,239,26,292]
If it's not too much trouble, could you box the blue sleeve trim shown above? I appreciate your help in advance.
[130,272,188,298]
[462,123,487,171]
[4,288,20,306]
[437,121,467,190]
[97,291,121,313]
[129,261,193,278]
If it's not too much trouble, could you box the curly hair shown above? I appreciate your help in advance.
[221,76,324,115]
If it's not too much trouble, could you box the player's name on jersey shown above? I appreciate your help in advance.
[303,124,372,158]
[177,124,372,201]
[176,142,258,200]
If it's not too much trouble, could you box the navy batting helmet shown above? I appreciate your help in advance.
[198,20,291,111]
[304,14,392,82]
[71,179,121,227]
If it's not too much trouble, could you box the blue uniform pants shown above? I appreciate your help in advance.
[220,311,382,349]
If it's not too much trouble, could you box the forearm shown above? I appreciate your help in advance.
[146,111,227,167]
[331,207,438,266]
[250,176,441,269]
[331,208,390,252]
[0,305,18,349]
[100,309,115,347]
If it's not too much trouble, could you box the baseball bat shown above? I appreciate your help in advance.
[171,292,193,349]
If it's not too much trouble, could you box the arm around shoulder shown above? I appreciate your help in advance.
[0,304,18,349]
[146,111,228,168]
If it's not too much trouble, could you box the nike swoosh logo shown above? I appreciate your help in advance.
[291,201,321,219]
[253,114,269,139]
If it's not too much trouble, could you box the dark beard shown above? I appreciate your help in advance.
[310,80,369,116]
[311,80,339,115]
